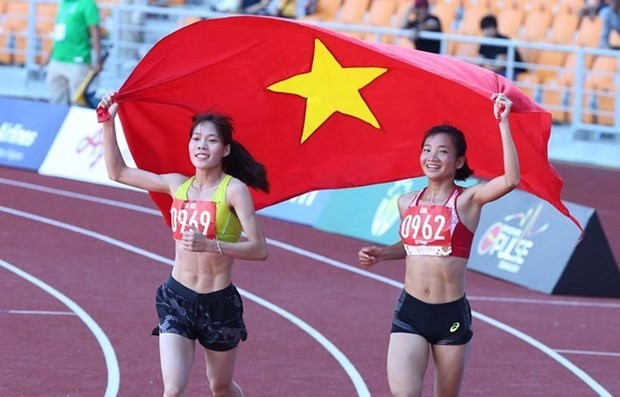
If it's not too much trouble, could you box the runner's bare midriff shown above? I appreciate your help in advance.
[404,255,467,304]
[172,243,234,293]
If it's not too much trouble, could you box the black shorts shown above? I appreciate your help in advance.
[152,275,248,352]
[391,289,473,345]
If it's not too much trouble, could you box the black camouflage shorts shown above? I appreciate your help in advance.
[152,275,248,351]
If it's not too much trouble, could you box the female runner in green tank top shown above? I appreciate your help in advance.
[99,91,269,397]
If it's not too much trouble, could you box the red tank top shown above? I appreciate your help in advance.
[399,186,473,259]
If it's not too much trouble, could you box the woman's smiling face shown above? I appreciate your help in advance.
[188,121,229,169]
[420,132,463,180]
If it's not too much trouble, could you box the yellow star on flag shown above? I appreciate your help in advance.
[268,38,388,143]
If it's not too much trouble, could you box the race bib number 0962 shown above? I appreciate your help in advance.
[400,206,451,246]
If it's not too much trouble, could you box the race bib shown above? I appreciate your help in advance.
[170,199,217,241]
[400,205,452,255]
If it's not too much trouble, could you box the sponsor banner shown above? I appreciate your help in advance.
[0,97,68,171]
[469,189,595,294]
[39,106,139,190]
[258,190,332,226]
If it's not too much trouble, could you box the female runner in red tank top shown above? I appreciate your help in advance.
[358,93,519,397]
[99,92,269,397]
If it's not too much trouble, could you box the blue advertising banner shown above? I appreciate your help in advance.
[0,97,68,171]
[469,189,619,297]
[258,190,333,226]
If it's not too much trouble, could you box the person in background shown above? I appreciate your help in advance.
[478,14,525,78]
[578,0,607,21]
[358,93,519,397]
[46,0,102,105]
[599,0,620,49]
[402,0,443,54]
[98,92,270,397]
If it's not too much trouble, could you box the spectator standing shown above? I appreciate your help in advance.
[478,15,525,78]
[402,0,443,54]
[46,0,102,105]
[600,0,620,49]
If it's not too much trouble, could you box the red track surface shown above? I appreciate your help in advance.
[0,165,618,397]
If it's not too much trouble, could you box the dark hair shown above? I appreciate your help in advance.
[422,124,474,181]
[190,112,270,192]
[480,15,497,30]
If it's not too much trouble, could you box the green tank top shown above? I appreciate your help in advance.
[174,175,242,242]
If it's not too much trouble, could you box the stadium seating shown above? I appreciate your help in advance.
[0,0,615,128]
[432,1,458,31]
[34,2,56,63]
[358,0,399,42]
[333,0,371,38]
[1,1,29,64]
[576,15,603,47]
[516,9,553,63]
[496,7,524,38]
[448,5,487,60]
[583,56,618,125]
[337,0,371,25]
[301,0,343,21]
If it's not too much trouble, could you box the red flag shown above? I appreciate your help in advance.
[111,16,582,234]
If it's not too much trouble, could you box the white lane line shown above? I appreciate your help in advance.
[474,312,612,396]
[0,176,615,310]
[0,205,370,397]
[266,239,613,396]
[468,296,620,309]
[239,289,369,395]
[0,177,159,215]
[0,309,75,316]
[0,178,613,396]
[555,349,620,358]
[0,258,119,397]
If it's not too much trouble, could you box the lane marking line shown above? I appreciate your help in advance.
[0,258,119,397]
[264,239,613,396]
[555,349,620,358]
[1,177,615,308]
[0,177,159,215]
[0,205,370,397]
[468,296,620,309]
[0,309,76,315]
[0,177,614,396]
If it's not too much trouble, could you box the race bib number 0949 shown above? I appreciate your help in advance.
[170,199,217,240]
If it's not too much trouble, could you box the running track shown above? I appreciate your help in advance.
[0,164,618,397]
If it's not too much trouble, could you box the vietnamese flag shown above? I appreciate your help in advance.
[109,15,582,233]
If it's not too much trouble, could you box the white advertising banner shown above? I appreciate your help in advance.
[39,106,140,191]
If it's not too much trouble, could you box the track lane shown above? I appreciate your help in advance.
[1,167,618,396]
[0,182,369,395]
